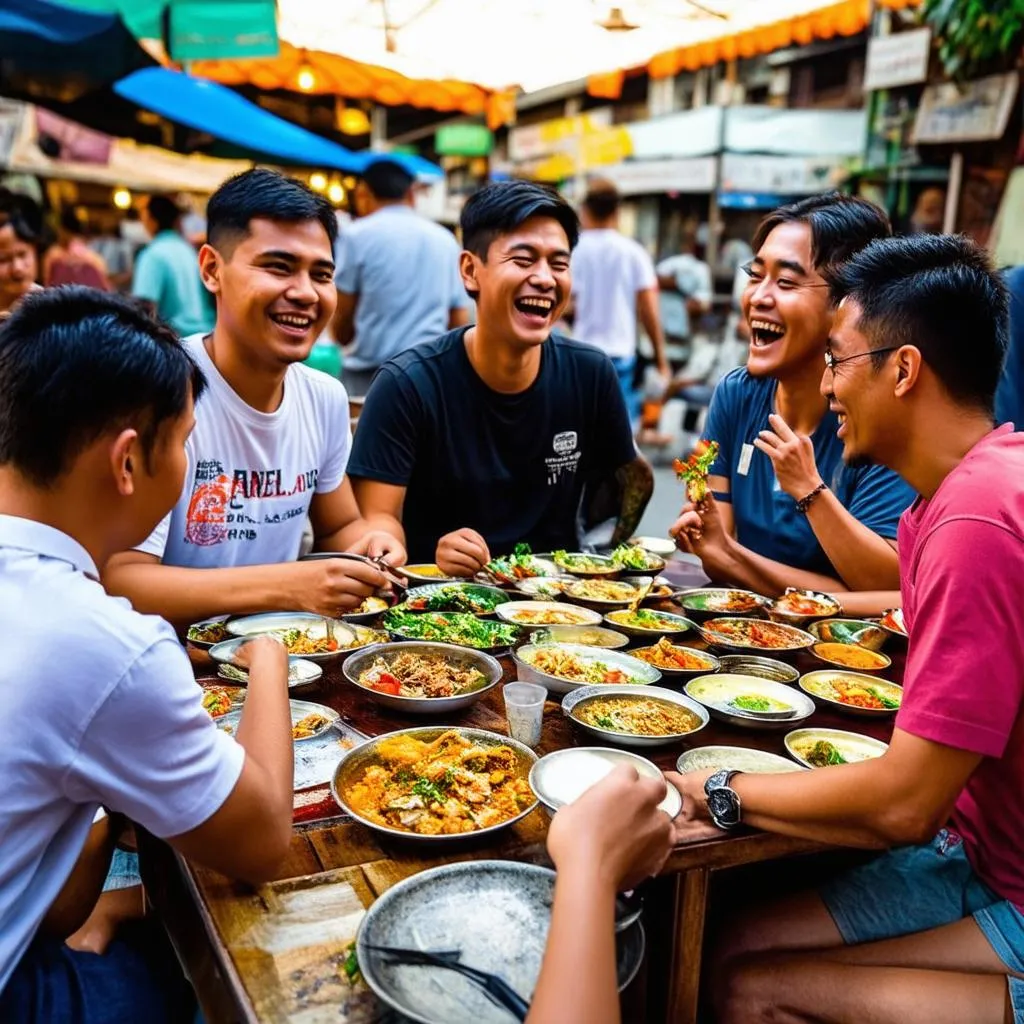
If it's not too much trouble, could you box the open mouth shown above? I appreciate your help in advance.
[270,310,316,336]
[831,404,848,436]
[513,295,555,324]
[749,318,785,348]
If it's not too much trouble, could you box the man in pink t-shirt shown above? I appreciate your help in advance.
[670,234,1024,1024]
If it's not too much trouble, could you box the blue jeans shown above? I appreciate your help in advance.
[821,829,1024,1022]
[610,355,639,422]
[0,922,194,1024]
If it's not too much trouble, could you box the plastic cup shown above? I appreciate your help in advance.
[503,681,547,747]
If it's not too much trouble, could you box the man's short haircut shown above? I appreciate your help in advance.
[460,180,580,260]
[362,159,414,201]
[752,192,891,278]
[0,287,206,487]
[206,168,338,253]
[830,234,1008,413]
[582,181,620,222]
[146,195,182,233]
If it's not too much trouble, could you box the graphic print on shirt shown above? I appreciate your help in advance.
[546,431,582,486]
[183,457,318,546]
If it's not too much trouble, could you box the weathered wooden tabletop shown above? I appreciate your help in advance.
[142,616,902,1024]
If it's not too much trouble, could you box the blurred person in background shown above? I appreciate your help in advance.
[90,210,146,292]
[995,265,1024,429]
[42,209,110,291]
[332,159,469,397]
[569,180,670,420]
[132,194,213,336]
[0,198,42,317]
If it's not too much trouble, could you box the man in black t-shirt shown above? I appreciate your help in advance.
[349,180,653,575]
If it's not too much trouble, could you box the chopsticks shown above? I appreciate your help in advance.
[362,943,529,1021]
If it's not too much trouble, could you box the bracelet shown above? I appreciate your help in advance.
[795,482,828,514]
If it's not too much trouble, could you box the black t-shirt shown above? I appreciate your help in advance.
[348,327,637,563]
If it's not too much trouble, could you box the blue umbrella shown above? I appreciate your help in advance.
[0,0,152,84]
[115,67,441,176]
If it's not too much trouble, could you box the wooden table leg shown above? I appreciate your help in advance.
[666,867,710,1024]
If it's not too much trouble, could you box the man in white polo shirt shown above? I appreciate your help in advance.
[0,288,295,1021]
[105,169,405,625]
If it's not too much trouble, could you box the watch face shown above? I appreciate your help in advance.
[707,787,741,828]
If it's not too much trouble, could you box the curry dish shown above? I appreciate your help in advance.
[509,608,593,625]
[357,652,487,699]
[633,638,715,671]
[576,696,702,736]
[343,730,533,835]
[566,579,640,602]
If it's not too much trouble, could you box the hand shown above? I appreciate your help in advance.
[288,557,387,616]
[547,765,675,891]
[753,413,823,501]
[436,528,491,578]
[668,503,703,554]
[669,494,734,578]
[231,635,288,673]
[664,770,717,831]
[656,359,672,384]
[65,887,145,955]
[350,530,407,567]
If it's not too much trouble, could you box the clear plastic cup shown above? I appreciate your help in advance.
[503,681,547,747]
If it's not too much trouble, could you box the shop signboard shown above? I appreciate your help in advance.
[912,72,1019,144]
[864,28,932,91]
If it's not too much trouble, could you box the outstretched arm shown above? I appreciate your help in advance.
[609,456,654,547]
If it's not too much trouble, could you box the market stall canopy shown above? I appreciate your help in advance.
[113,67,441,176]
[270,0,921,97]
[0,0,154,98]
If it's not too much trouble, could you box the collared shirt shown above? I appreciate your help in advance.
[0,515,244,989]
[132,230,214,336]
[335,205,468,371]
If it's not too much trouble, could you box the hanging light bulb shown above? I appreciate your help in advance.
[327,181,345,204]
[337,107,371,136]
[309,172,328,192]
[112,187,132,210]
[297,63,316,92]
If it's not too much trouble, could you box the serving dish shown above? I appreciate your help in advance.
[562,684,709,748]
[495,600,602,628]
[677,588,772,622]
[810,642,891,673]
[809,618,890,652]
[768,588,843,627]
[603,607,694,640]
[676,745,805,774]
[785,727,889,768]
[512,642,660,696]
[684,673,815,730]
[799,670,902,716]
[224,612,357,662]
[630,638,721,679]
[698,617,815,655]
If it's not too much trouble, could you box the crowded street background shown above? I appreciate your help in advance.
[1,2,1023,1023]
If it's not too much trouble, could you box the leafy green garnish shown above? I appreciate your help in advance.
[609,544,654,569]
[733,695,772,712]
[384,609,519,648]
[806,740,847,767]
[411,777,445,804]
[342,944,360,982]
[595,715,616,729]
[873,690,901,710]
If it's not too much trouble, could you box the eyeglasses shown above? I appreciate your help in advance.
[824,347,899,371]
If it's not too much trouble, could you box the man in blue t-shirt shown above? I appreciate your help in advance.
[671,194,915,595]
[348,180,652,574]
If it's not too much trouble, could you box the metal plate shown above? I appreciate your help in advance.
[684,674,815,731]
[224,612,357,662]
[676,745,805,774]
[185,616,230,650]
[495,600,602,628]
[343,642,502,715]
[215,698,339,741]
[677,588,772,621]
[627,642,721,679]
[562,684,709,749]
[213,653,323,690]
[402,582,511,616]
[356,861,645,1024]
[698,617,815,655]
[785,727,889,769]
[799,670,902,717]
[602,608,695,639]
[529,747,682,817]
[512,642,661,696]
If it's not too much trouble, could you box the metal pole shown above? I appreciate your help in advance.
[944,150,963,233]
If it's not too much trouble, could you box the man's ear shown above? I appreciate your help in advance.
[110,429,140,497]
[460,250,480,301]
[893,346,923,399]
[198,243,221,296]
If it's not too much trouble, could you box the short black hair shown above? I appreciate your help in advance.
[146,195,182,233]
[0,287,206,487]
[583,183,620,221]
[207,168,337,252]
[0,191,43,246]
[830,234,1008,413]
[460,180,579,260]
[362,159,414,201]
[752,192,891,278]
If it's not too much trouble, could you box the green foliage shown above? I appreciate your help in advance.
[921,0,1024,82]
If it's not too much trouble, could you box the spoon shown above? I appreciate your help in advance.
[627,578,654,615]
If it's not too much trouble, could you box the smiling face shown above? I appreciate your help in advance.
[0,224,38,311]
[822,298,902,468]
[461,215,571,349]
[742,221,833,380]
[201,217,336,369]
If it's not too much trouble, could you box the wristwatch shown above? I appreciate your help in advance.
[704,769,743,830]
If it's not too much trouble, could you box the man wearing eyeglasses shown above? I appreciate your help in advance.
[670,193,916,597]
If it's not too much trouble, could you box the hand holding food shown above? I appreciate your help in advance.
[436,528,491,577]
[231,635,288,678]
[546,764,675,890]
[674,439,720,505]
[349,529,408,567]
[291,557,386,617]
[753,413,823,501]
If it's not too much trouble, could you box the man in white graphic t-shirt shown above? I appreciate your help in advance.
[105,169,406,624]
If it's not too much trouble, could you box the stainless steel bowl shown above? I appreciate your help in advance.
[343,641,502,714]
[562,684,709,748]
[529,624,630,650]
[496,600,602,628]
[512,642,661,696]
[224,611,357,662]
[715,654,799,685]
[799,670,902,717]
[331,727,539,842]
[561,577,646,611]
[676,745,805,774]
[601,608,695,640]
[550,552,620,578]
[768,588,842,627]
[184,616,230,650]
[684,673,815,731]
[809,618,890,652]
[677,588,772,622]
[628,642,721,680]
[698,617,815,655]
[403,582,511,617]
[340,594,393,626]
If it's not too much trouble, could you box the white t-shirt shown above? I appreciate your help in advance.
[0,515,244,988]
[138,334,352,567]
[570,229,657,360]
[656,253,713,340]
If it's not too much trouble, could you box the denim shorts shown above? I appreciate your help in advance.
[821,829,1024,1022]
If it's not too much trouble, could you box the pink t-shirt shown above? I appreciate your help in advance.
[897,424,1024,908]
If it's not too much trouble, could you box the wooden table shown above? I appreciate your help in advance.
[144,625,901,1024]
